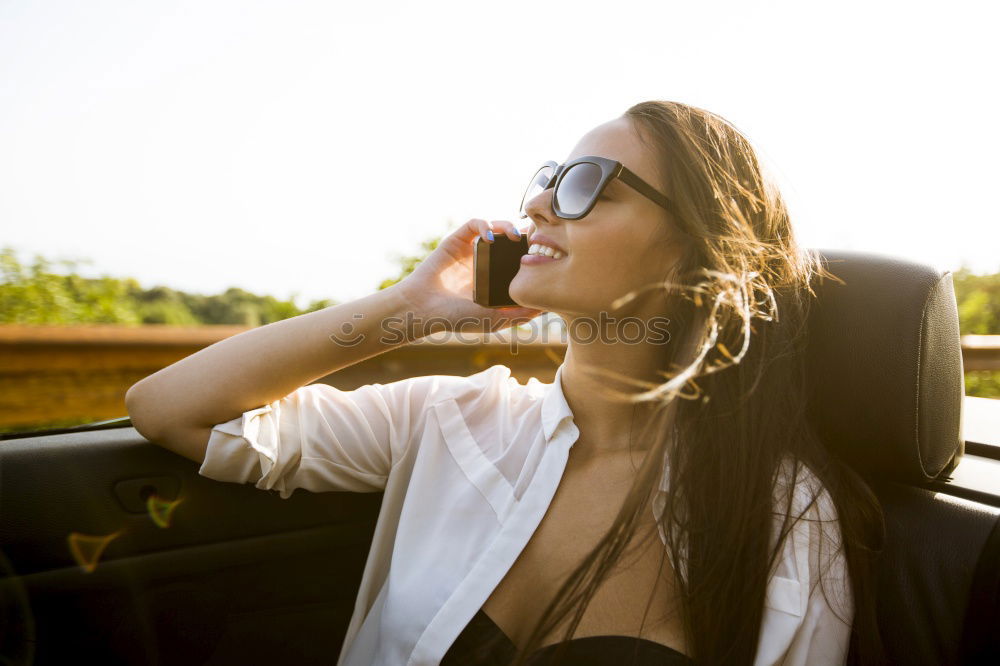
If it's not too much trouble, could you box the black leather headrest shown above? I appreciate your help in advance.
[804,249,964,484]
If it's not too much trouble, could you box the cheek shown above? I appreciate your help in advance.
[566,220,658,283]
[569,245,619,276]
[634,241,666,274]
[577,234,648,274]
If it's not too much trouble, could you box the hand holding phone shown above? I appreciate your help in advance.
[473,234,529,307]
[392,219,542,335]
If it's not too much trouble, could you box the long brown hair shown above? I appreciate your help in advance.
[508,101,886,665]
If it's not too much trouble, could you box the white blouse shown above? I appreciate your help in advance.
[198,362,853,665]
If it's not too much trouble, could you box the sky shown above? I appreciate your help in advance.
[1,0,997,309]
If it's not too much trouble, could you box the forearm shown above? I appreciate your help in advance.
[126,284,420,439]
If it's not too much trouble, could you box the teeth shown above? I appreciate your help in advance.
[528,243,565,259]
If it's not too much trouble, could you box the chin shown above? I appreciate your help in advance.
[508,280,546,312]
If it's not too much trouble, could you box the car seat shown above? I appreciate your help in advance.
[804,249,999,665]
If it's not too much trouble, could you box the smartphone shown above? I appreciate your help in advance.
[473,234,529,307]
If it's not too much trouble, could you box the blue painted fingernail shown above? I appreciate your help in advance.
[513,228,521,237]
[487,230,494,241]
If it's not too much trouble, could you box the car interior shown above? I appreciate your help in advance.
[0,248,997,665]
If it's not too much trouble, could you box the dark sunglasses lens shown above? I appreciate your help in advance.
[555,162,602,216]
[520,165,553,216]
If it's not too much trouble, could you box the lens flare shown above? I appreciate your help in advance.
[67,529,125,573]
[146,493,184,528]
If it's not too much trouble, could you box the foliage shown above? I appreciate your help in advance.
[0,246,337,325]
[965,371,1000,399]
[377,235,441,291]
[953,264,1000,335]
[951,264,1000,399]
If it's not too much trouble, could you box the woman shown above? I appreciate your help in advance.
[126,100,885,665]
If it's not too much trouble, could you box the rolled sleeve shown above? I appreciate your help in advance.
[198,374,447,499]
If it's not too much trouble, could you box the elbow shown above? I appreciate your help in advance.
[126,380,163,443]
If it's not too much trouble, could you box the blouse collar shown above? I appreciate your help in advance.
[540,362,576,442]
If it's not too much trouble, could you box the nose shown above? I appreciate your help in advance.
[521,188,557,225]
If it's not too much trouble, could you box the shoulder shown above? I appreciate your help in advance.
[767,454,852,619]
[319,364,545,430]
[428,364,550,447]
[769,455,844,581]
[432,363,515,401]
[771,454,840,525]
[333,364,516,411]
[431,363,545,410]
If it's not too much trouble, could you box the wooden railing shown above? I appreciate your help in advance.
[1,325,998,431]
[0,324,567,430]
[962,335,1000,371]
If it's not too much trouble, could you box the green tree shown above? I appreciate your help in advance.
[0,248,141,324]
[954,265,1000,398]
[0,245,337,325]
[377,235,442,291]
[954,264,1000,335]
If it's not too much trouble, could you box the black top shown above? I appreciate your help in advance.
[440,608,694,665]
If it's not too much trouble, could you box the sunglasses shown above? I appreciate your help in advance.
[518,155,685,226]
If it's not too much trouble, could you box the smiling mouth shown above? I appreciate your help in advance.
[521,252,565,265]
[526,244,566,259]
